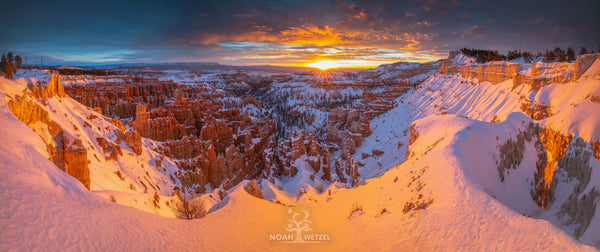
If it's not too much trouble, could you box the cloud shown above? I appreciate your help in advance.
[2,0,599,66]
[339,2,372,22]
[461,25,485,38]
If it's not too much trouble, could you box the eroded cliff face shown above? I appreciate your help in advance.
[492,122,599,211]
[574,53,600,80]
[492,123,599,240]
[405,124,419,159]
[61,132,91,189]
[6,76,90,189]
[439,60,521,84]
[326,108,371,155]
[437,54,598,91]
[537,127,573,204]
[549,138,599,239]
[65,79,176,119]
[101,82,279,191]
[405,116,599,242]
[115,129,143,155]
[63,67,395,192]
[27,75,66,99]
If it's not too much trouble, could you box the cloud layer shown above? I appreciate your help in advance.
[1,0,598,66]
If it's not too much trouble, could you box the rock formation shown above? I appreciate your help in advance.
[6,78,90,189]
[573,53,600,79]
[438,54,580,91]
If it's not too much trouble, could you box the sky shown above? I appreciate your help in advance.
[1,0,599,68]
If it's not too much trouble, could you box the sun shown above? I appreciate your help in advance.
[306,60,342,70]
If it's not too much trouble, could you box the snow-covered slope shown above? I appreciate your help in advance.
[0,74,193,218]
[0,82,593,249]
[353,53,600,247]
[2,53,600,250]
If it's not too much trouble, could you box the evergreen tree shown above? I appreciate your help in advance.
[579,47,588,55]
[6,52,14,63]
[544,49,555,62]
[5,52,15,78]
[554,47,565,62]
[0,54,6,77]
[522,51,533,62]
[14,55,22,69]
[566,47,575,62]
[476,53,486,63]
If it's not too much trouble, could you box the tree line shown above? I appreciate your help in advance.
[50,68,123,76]
[1,50,124,79]
[460,46,596,64]
[1,52,22,79]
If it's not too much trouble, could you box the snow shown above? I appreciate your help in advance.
[2,52,600,250]
[0,94,591,250]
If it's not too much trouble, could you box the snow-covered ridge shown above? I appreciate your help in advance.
[0,75,199,217]
[1,53,600,250]
[1,73,595,250]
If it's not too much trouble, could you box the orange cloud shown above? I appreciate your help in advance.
[279,25,345,46]
[173,22,444,68]
[178,23,434,54]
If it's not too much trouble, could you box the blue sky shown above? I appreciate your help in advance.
[1,0,598,67]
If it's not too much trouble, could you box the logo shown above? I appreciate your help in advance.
[269,208,331,243]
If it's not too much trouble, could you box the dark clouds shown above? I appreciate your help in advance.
[1,0,598,66]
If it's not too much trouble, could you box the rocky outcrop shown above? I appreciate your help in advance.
[64,79,177,119]
[592,141,600,161]
[116,130,143,155]
[290,128,306,161]
[96,137,122,161]
[7,78,91,189]
[326,108,371,155]
[6,93,51,125]
[439,59,521,84]
[538,128,573,186]
[133,104,187,142]
[573,53,600,80]
[200,118,234,154]
[334,146,359,186]
[549,138,598,239]
[491,122,598,211]
[244,180,264,199]
[27,75,66,99]
[519,100,553,120]
[405,124,419,158]
[60,132,90,189]
[439,55,578,91]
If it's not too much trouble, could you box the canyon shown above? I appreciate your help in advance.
[2,52,600,249]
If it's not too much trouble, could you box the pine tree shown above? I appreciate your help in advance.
[544,49,555,62]
[6,52,14,63]
[3,52,15,79]
[476,53,486,63]
[579,47,588,55]
[566,47,575,62]
[0,54,6,77]
[14,55,22,69]
[554,47,565,62]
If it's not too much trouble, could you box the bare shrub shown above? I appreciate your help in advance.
[347,202,364,220]
[375,208,388,218]
[171,190,207,220]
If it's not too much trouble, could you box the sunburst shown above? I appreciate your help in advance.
[306,60,343,70]
[309,68,339,90]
